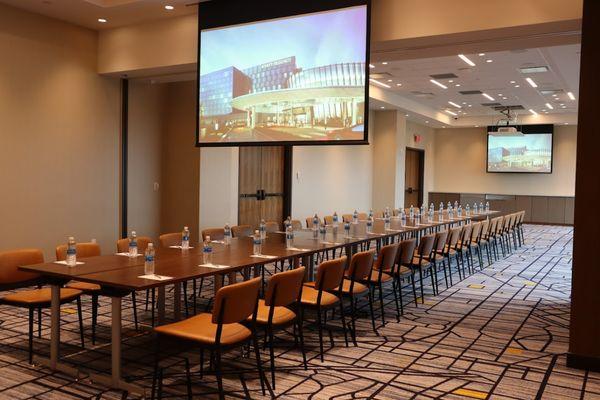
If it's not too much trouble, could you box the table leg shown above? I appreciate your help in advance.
[32,284,79,377]
[89,296,145,396]
[157,286,166,325]
[173,283,181,321]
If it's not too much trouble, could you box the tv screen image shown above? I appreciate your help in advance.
[487,133,553,173]
[197,5,368,146]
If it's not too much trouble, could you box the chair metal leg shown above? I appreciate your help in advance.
[28,307,34,364]
[317,309,324,362]
[367,289,378,334]
[411,274,418,306]
[252,335,268,396]
[391,279,401,322]
[37,307,42,338]
[215,350,224,400]
[338,299,349,347]
[298,308,308,369]
[185,357,192,400]
[377,283,385,325]
[76,297,85,348]
[91,294,98,345]
[418,269,425,303]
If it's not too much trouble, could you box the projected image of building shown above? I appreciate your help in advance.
[488,143,552,172]
[198,58,365,142]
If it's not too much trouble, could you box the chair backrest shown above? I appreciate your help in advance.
[357,212,368,221]
[397,238,417,265]
[231,225,252,238]
[459,224,473,248]
[265,221,280,233]
[480,219,490,239]
[470,222,482,242]
[265,267,306,307]
[315,256,347,291]
[341,214,353,223]
[323,215,334,226]
[347,250,374,281]
[374,243,399,272]
[488,218,499,237]
[374,210,384,218]
[448,227,462,247]
[117,236,152,253]
[202,228,225,241]
[417,234,436,258]
[291,220,303,230]
[212,277,261,325]
[305,217,321,228]
[0,249,44,288]
[496,216,505,233]
[434,230,449,253]
[56,242,101,261]
[159,232,182,248]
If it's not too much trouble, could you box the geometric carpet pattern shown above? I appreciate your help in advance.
[1,225,599,399]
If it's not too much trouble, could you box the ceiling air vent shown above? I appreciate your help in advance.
[410,91,435,98]
[539,89,564,96]
[493,105,525,111]
[370,73,393,80]
[429,73,458,79]
[459,90,483,95]
[481,102,502,107]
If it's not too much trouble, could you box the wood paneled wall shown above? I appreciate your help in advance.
[429,192,574,225]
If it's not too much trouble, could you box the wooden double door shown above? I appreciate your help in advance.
[238,146,288,229]
[404,148,425,208]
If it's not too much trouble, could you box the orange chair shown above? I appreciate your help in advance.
[201,228,225,241]
[0,249,85,363]
[291,220,303,231]
[393,238,418,314]
[252,267,306,389]
[265,221,280,233]
[360,243,399,327]
[231,225,253,238]
[409,234,436,303]
[301,257,348,361]
[116,236,152,253]
[340,250,376,340]
[57,242,111,344]
[153,278,267,400]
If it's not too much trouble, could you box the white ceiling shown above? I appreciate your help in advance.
[369,44,580,127]
[0,0,199,29]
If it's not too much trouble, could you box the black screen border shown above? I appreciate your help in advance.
[486,124,554,174]
[195,0,371,148]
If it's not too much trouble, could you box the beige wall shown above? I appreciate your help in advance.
[128,80,166,240]
[433,125,577,197]
[0,4,121,259]
[159,81,201,241]
[406,121,435,205]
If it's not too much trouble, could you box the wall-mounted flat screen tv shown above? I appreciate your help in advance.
[196,0,370,147]
[487,124,554,173]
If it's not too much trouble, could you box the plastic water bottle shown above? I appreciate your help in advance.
[366,215,374,233]
[352,210,359,224]
[332,212,339,227]
[144,243,155,275]
[129,231,138,258]
[473,203,479,214]
[458,205,463,217]
[400,209,407,226]
[284,216,292,230]
[368,209,374,219]
[182,226,190,250]
[224,223,232,245]
[385,207,391,219]
[344,222,351,238]
[454,201,459,210]
[420,204,426,217]
[480,202,484,213]
[312,214,319,231]
[428,207,434,222]
[285,225,294,248]
[319,224,326,241]
[448,205,454,218]
[259,219,267,240]
[253,230,262,255]
[202,236,213,264]
[409,205,414,220]
[465,204,471,216]
[66,237,77,267]
[384,211,391,229]
[485,201,490,213]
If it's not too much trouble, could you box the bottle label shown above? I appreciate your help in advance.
[67,248,76,255]
[182,235,189,241]
[130,241,137,247]
[145,255,154,263]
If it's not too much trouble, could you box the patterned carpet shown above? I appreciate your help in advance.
[0,225,599,399]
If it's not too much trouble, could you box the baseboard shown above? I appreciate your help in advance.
[567,352,600,372]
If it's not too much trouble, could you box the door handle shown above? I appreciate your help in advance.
[406,187,414,194]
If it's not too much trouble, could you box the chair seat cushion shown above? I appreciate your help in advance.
[339,279,368,295]
[0,288,81,307]
[300,285,339,307]
[250,299,296,326]
[395,265,413,276]
[410,257,431,269]
[66,281,102,292]
[154,313,251,346]
[360,271,392,284]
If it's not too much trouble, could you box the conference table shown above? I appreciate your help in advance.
[19,210,497,396]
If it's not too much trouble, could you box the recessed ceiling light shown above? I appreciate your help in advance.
[468,104,472,107]
[380,106,385,109]
[164,5,174,10]
[458,54,476,67]
[455,84,461,87]
[519,66,549,74]
[545,103,554,110]
[529,109,538,115]
[387,79,393,82]
[430,79,448,89]
[567,92,576,100]
[425,121,429,123]
[382,62,388,65]
[564,122,569,125]
[475,125,479,127]
[542,109,547,112]
[486,59,493,63]
[369,64,375,69]
[405,114,409,117]
[98,18,107,23]
[525,77,538,88]
[510,81,516,84]
[498,94,503,96]
[462,102,467,104]
[446,110,458,116]
[448,101,462,108]
[369,79,391,89]
[514,85,520,88]
[396,83,402,87]
[478,53,485,56]
[448,80,454,83]
[482,93,495,101]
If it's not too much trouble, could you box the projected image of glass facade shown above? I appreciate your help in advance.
[198,6,367,143]
[488,134,553,173]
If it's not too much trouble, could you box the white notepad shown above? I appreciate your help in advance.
[199,264,230,269]
[138,274,173,281]
[115,253,143,257]
[286,247,311,252]
[210,240,226,244]
[169,246,194,249]
[250,254,278,259]
[54,261,84,266]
